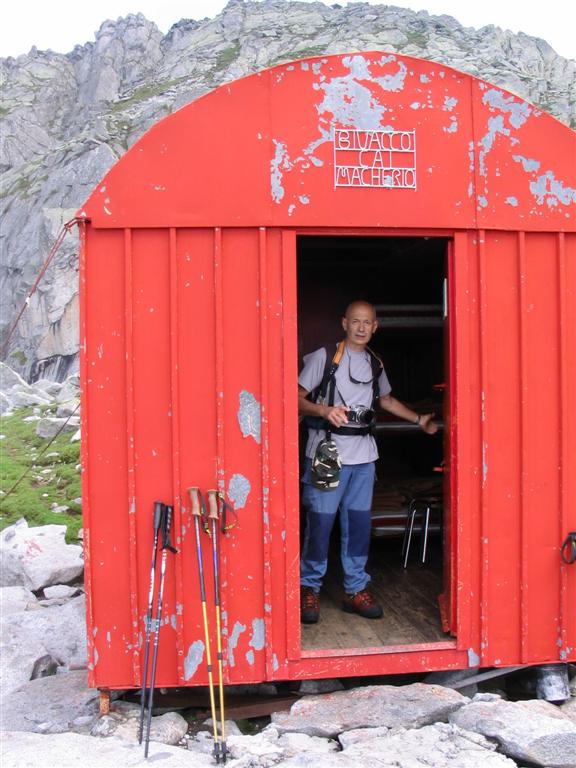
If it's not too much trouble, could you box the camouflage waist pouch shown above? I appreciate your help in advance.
[311,437,342,491]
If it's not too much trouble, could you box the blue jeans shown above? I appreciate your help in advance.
[300,458,376,594]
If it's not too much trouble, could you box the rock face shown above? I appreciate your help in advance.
[0,518,84,590]
[1,0,575,381]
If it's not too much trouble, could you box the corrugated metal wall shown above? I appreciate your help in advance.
[81,223,575,689]
[454,230,576,667]
[81,225,296,688]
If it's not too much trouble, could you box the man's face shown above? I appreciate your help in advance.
[341,303,378,350]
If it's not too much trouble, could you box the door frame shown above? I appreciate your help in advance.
[281,227,463,671]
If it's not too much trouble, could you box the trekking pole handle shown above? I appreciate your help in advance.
[162,505,178,554]
[164,504,173,532]
[189,487,201,517]
[153,501,164,532]
[207,489,219,520]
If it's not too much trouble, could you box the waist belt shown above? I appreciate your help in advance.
[304,416,372,436]
[330,425,372,436]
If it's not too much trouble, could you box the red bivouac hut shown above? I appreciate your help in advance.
[78,52,576,695]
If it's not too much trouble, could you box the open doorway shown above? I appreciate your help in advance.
[297,234,451,651]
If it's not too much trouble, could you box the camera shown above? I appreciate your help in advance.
[345,406,376,426]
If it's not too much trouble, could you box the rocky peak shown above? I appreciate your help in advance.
[1,0,574,381]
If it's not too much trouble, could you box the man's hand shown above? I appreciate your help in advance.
[418,413,438,435]
[325,405,349,428]
[298,386,349,427]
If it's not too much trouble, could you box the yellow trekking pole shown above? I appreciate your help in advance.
[207,489,229,763]
[189,487,221,763]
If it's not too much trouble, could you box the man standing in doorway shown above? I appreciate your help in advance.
[297,300,437,623]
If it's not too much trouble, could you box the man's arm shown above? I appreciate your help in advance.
[298,385,350,429]
[378,393,438,435]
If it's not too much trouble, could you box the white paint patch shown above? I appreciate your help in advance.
[512,155,541,173]
[249,618,266,651]
[529,172,576,207]
[479,115,510,177]
[228,621,247,667]
[184,640,205,680]
[237,390,261,444]
[468,648,480,667]
[270,140,291,203]
[483,89,532,129]
[228,474,251,510]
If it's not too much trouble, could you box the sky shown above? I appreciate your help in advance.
[0,0,574,61]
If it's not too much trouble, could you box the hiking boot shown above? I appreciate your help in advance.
[342,589,383,619]
[301,587,320,624]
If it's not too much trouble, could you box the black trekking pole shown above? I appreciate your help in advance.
[138,501,165,745]
[189,486,221,763]
[143,504,178,758]
[207,490,229,764]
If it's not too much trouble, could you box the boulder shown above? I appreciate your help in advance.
[560,696,576,725]
[43,584,82,600]
[56,374,80,404]
[0,585,39,615]
[56,398,80,418]
[0,595,87,696]
[9,384,52,408]
[1,731,212,768]
[338,726,390,749]
[0,391,12,414]
[0,519,84,590]
[91,705,188,746]
[341,722,518,768]
[33,378,63,397]
[0,362,27,391]
[449,696,576,767]
[271,683,467,738]
[36,416,80,438]
[0,619,57,701]
[0,670,99,734]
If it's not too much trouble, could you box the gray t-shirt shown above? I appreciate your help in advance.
[299,345,392,465]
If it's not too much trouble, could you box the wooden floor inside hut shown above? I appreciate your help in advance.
[301,538,449,651]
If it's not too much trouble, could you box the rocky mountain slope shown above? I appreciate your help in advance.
[1,0,575,381]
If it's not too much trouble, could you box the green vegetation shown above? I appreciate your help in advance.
[213,43,241,71]
[107,76,190,114]
[404,30,428,48]
[0,407,82,542]
[267,45,327,67]
[9,350,27,367]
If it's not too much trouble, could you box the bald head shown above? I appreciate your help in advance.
[342,300,378,351]
[344,300,376,321]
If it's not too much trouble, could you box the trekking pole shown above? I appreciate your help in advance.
[144,505,178,758]
[207,490,229,764]
[138,501,165,745]
[189,487,221,763]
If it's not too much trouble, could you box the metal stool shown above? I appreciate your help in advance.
[401,497,441,568]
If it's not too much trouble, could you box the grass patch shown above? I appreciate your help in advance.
[267,45,329,68]
[107,76,190,114]
[213,43,241,71]
[0,406,82,542]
